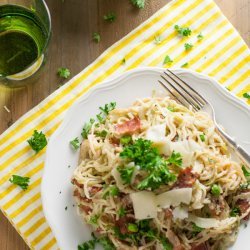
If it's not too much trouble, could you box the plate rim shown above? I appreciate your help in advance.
[41,67,250,248]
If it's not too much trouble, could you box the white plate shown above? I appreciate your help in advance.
[41,67,250,250]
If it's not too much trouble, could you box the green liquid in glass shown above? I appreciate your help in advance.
[0,5,49,76]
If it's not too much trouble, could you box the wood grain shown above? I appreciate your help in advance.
[0,0,249,249]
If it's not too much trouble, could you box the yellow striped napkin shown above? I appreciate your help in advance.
[0,0,250,249]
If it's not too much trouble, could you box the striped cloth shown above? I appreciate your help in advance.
[0,0,250,249]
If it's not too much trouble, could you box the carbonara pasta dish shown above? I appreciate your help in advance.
[72,96,250,250]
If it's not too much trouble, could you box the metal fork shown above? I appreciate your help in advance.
[158,69,250,165]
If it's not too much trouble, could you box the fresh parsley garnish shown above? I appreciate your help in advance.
[242,165,250,177]
[128,223,139,232]
[181,62,189,68]
[121,58,126,64]
[27,130,47,153]
[131,0,145,9]
[230,207,240,217]
[243,93,250,99]
[118,165,135,184]
[160,237,173,250]
[103,12,116,22]
[211,184,221,196]
[93,32,101,43]
[95,130,108,138]
[81,118,95,139]
[120,135,132,145]
[174,25,192,37]
[184,43,193,51]
[154,35,162,44]
[240,182,250,190]
[167,151,182,167]
[89,214,100,225]
[78,239,95,250]
[197,33,204,40]
[9,175,30,190]
[120,139,176,190]
[70,137,80,150]
[200,133,205,142]
[163,55,173,65]
[167,106,175,112]
[192,223,203,236]
[118,207,126,217]
[103,185,119,199]
[58,67,71,79]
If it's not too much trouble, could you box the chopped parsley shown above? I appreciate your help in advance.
[81,118,95,139]
[167,151,182,167]
[78,239,95,250]
[174,25,192,37]
[230,207,240,217]
[120,135,132,145]
[9,175,30,190]
[192,223,203,236]
[161,237,173,250]
[240,182,250,190]
[181,62,189,68]
[211,184,221,196]
[93,32,100,43]
[154,35,162,44]
[163,55,173,65]
[117,165,135,184]
[95,130,108,138]
[120,139,176,190]
[128,223,139,232]
[103,185,119,199]
[184,43,193,51]
[27,130,47,153]
[130,0,145,9]
[199,133,205,142]
[89,214,100,225]
[70,137,80,150]
[242,165,250,177]
[121,58,126,64]
[118,207,126,217]
[103,12,116,22]
[58,67,71,79]
[197,32,204,40]
[167,106,175,112]
[243,93,250,99]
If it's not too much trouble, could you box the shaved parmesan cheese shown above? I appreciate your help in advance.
[130,191,157,220]
[193,160,204,174]
[170,140,201,167]
[188,214,237,229]
[146,123,166,141]
[156,188,192,208]
[173,206,188,220]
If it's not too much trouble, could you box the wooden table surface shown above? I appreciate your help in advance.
[0,0,249,249]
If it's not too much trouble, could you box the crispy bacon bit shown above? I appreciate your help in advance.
[115,117,141,135]
[89,186,102,196]
[165,208,173,219]
[208,196,225,217]
[191,242,210,250]
[174,167,199,188]
[79,204,92,214]
[72,178,84,188]
[236,199,250,220]
[109,137,120,146]
[73,189,91,203]
[115,216,135,235]
[166,229,184,250]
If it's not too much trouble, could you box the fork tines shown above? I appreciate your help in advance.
[159,69,206,111]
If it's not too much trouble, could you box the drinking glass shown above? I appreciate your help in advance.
[0,0,51,87]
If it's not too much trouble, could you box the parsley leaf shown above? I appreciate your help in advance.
[70,137,80,150]
[130,0,145,9]
[9,175,30,190]
[197,33,204,40]
[230,207,240,217]
[163,55,173,65]
[174,25,192,37]
[121,58,126,64]
[27,130,47,153]
[243,93,250,99]
[167,151,182,167]
[98,236,116,250]
[97,102,116,123]
[117,166,135,184]
[95,130,108,138]
[242,165,250,177]
[181,62,189,68]
[211,184,221,196]
[160,237,173,250]
[167,106,175,112]
[118,207,126,217]
[78,239,96,250]
[103,185,119,199]
[93,32,100,43]
[120,135,132,145]
[81,118,95,139]
[89,214,100,225]
[58,67,71,79]
[103,12,116,22]
[199,133,205,142]
[154,35,162,44]
[120,139,176,190]
[184,43,193,51]
[192,223,203,236]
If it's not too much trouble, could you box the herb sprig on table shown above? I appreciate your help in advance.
[9,175,30,190]
[27,130,47,153]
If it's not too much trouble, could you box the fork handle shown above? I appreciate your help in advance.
[217,126,250,165]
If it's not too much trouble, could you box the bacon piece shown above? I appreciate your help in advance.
[166,229,184,250]
[174,167,199,188]
[208,196,225,217]
[115,216,135,235]
[109,137,120,146]
[191,242,210,250]
[165,208,173,219]
[115,117,141,135]
[89,186,102,196]
[79,204,92,214]
[236,199,250,220]
[72,178,84,188]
